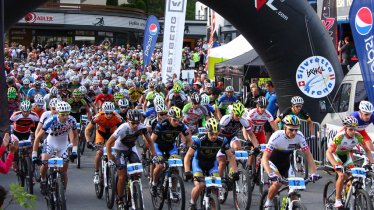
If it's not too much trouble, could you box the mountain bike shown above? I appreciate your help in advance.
[16,139,34,194]
[151,158,186,210]
[195,176,222,210]
[45,156,66,210]
[76,114,88,169]
[323,167,373,210]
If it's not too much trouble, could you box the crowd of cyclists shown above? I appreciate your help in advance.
[1,43,374,210]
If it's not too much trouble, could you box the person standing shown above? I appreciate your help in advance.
[244,82,265,109]
[264,81,278,140]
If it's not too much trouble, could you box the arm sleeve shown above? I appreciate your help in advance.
[0,146,14,174]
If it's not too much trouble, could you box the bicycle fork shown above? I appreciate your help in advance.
[129,179,145,210]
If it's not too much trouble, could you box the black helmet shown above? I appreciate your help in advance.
[191,92,201,104]
[126,109,142,122]
[256,96,268,107]
[155,84,163,93]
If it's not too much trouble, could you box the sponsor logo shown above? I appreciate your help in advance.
[149,23,158,36]
[24,12,54,24]
[254,0,288,21]
[296,56,336,98]
[168,0,185,12]
[355,7,373,36]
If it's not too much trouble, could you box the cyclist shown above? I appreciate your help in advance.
[167,83,188,110]
[43,86,60,110]
[19,78,31,99]
[32,96,46,118]
[262,115,320,209]
[146,102,168,133]
[35,98,60,136]
[94,87,113,111]
[32,101,78,192]
[246,96,278,144]
[151,106,192,195]
[7,87,19,118]
[218,86,237,115]
[27,81,47,102]
[115,98,130,121]
[182,93,210,135]
[351,100,374,151]
[85,102,123,184]
[106,109,156,209]
[201,93,222,120]
[326,116,374,208]
[184,118,239,210]
[67,89,92,122]
[275,96,315,137]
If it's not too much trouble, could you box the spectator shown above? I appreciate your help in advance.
[264,81,278,140]
[338,36,354,74]
[244,82,265,109]
[0,134,18,174]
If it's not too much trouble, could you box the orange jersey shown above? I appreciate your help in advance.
[10,111,39,133]
[91,111,123,134]
[32,106,45,118]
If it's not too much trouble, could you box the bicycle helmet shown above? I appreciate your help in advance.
[20,100,32,111]
[173,84,182,93]
[342,116,358,127]
[225,86,234,92]
[50,86,58,96]
[72,89,82,98]
[7,87,17,99]
[71,75,79,82]
[201,94,210,106]
[49,98,60,109]
[118,98,129,108]
[282,115,300,126]
[256,96,268,107]
[127,109,142,122]
[206,118,220,133]
[205,83,213,89]
[35,97,44,106]
[168,106,182,119]
[155,103,167,113]
[102,79,110,86]
[114,92,124,100]
[153,95,165,106]
[56,101,71,113]
[191,92,201,104]
[23,78,30,85]
[78,86,87,95]
[359,101,374,113]
[155,84,164,93]
[291,96,304,105]
[183,82,190,90]
[231,101,245,116]
[102,102,115,113]
[109,80,116,87]
[92,80,100,86]
[148,81,155,88]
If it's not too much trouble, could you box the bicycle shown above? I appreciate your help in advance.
[45,156,67,210]
[16,139,34,194]
[151,157,186,210]
[76,114,88,169]
[195,176,222,210]
[260,176,319,210]
[98,146,116,209]
[353,151,374,207]
[323,167,373,210]
[291,145,309,180]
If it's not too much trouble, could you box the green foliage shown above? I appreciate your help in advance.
[186,0,196,20]
[106,0,119,6]
[2,184,36,210]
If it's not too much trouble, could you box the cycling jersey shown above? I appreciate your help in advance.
[39,111,55,124]
[246,108,274,133]
[153,119,189,144]
[277,107,311,129]
[351,111,374,131]
[10,111,39,133]
[143,107,157,119]
[329,131,364,155]
[94,94,113,105]
[219,114,251,139]
[32,105,45,118]
[112,123,148,150]
[91,111,123,134]
[218,94,237,109]
[182,103,209,133]
[67,98,87,114]
[168,93,187,110]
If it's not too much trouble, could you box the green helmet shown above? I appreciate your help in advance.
[72,89,82,97]
[232,101,245,116]
[7,87,17,99]
[173,83,182,93]
[114,92,124,100]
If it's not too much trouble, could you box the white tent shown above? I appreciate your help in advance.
[209,35,253,59]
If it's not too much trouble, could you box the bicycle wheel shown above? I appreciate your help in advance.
[76,143,81,169]
[79,130,86,155]
[233,168,252,210]
[292,150,309,179]
[259,190,279,210]
[292,201,307,210]
[132,181,144,210]
[56,174,67,210]
[25,157,34,194]
[167,174,185,210]
[151,173,165,210]
[354,189,374,210]
[106,165,116,209]
[17,158,25,187]
[219,165,229,204]
[208,193,221,210]
[365,171,374,207]
[322,180,336,210]
[95,162,104,199]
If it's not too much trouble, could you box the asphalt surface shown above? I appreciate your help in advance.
[0,148,334,210]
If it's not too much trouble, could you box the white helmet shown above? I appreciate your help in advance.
[105,72,111,78]
[201,94,210,106]
[56,101,71,113]
[35,97,45,106]
[109,80,116,87]
[102,102,115,113]
[155,103,167,113]
[153,95,164,106]
[359,101,374,113]
[118,98,129,107]
[225,86,234,92]
[20,100,32,111]
[71,75,79,82]
[92,80,100,86]
[49,98,61,109]
[23,78,30,85]
[50,86,58,96]
[78,86,87,95]
[102,79,110,86]
[291,96,304,105]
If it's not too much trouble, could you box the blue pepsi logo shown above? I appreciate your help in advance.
[149,23,158,36]
[355,7,373,36]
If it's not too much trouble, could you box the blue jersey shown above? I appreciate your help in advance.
[265,91,277,117]
[43,115,77,136]
[144,107,157,118]
[204,104,215,115]
[351,111,374,131]
[27,88,47,99]
[218,94,237,108]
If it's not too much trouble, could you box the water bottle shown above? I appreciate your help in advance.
[280,196,287,210]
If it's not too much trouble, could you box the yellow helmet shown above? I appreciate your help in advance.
[232,101,245,116]
[173,83,182,93]
[206,118,220,133]
[282,115,300,126]
[168,106,182,119]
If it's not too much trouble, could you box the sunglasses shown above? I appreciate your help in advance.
[59,112,70,116]
[295,105,303,108]
[362,113,371,116]
[159,113,167,116]
[193,102,200,105]
[288,128,299,132]
[258,106,266,109]
[347,128,356,131]
[104,112,113,116]
[130,121,140,125]
[120,106,128,109]
[208,132,219,136]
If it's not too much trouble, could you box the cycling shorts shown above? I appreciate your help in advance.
[154,142,179,159]
[254,131,266,144]
[114,147,140,170]
[269,160,295,178]
[11,131,31,142]
[333,153,354,169]
[42,142,69,161]
[192,158,219,177]
[95,130,112,144]
[216,136,240,157]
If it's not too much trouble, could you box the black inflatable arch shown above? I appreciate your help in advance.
[4,0,342,122]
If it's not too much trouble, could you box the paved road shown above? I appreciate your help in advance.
[0,149,333,210]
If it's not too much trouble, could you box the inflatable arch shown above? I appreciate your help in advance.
[4,0,343,122]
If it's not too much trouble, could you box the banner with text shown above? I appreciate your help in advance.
[161,0,187,83]
[143,15,160,68]
[349,0,374,103]
[320,0,337,50]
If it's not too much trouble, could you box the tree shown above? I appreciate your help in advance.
[106,0,118,6]
[186,0,196,20]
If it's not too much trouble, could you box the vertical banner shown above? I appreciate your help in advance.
[349,0,374,103]
[320,0,337,50]
[143,15,160,69]
[161,0,187,83]
[205,10,216,77]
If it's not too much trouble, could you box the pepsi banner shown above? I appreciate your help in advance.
[349,0,374,103]
[142,15,160,68]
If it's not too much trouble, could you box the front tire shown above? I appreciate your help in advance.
[292,201,307,210]
[322,180,335,210]
[95,162,104,199]
[167,174,185,210]
[25,157,34,194]
[233,169,252,210]
[208,193,221,210]
[354,189,374,210]
[132,182,144,210]
[106,165,116,209]
[56,174,67,210]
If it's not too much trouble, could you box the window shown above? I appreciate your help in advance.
[332,83,351,112]
[354,81,368,111]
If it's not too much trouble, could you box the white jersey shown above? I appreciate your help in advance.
[246,108,274,133]
[39,111,56,124]
[265,130,309,154]
[112,123,148,151]
[219,114,251,137]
